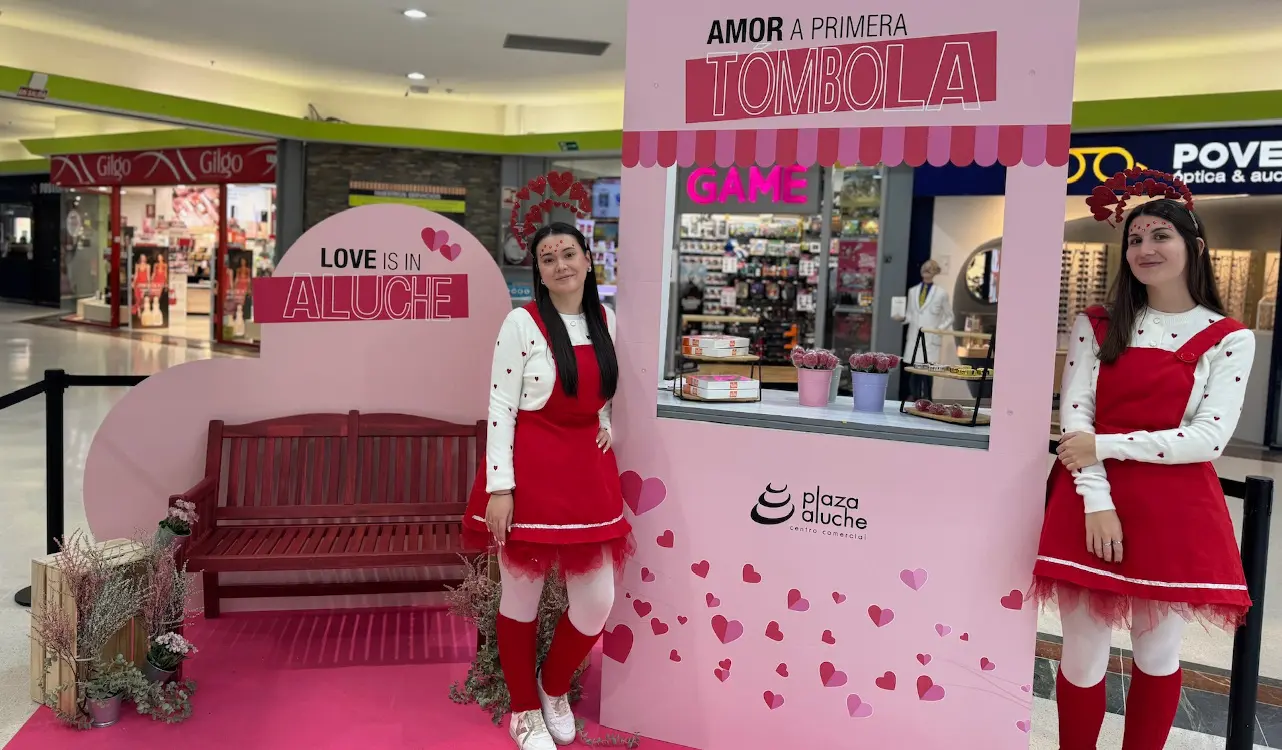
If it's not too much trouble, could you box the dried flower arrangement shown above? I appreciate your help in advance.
[790,347,840,370]
[445,556,639,748]
[848,352,901,374]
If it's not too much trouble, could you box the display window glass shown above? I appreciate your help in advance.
[223,184,277,345]
[550,159,620,303]
[59,188,113,325]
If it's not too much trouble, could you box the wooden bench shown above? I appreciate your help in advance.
[170,410,486,618]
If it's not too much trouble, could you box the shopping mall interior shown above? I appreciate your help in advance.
[1,0,1282,747]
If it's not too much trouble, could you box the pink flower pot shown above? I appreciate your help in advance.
[796,368,834,407]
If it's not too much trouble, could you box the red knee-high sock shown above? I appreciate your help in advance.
[540,612,602,698]
[496,614,540,713]
[1122,666,1183,750]
[1056,669,1106,750]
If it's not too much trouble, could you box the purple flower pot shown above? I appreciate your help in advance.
[851,371,889,413]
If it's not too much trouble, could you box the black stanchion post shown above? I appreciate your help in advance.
[13,370,66,608]
[1226,475,1273,750]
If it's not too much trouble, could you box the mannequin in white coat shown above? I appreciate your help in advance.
[895,259,954,401]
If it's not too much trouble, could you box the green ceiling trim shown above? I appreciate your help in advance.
[6,64,1282,158]
[21,129,262,157]
[0,158,51,175]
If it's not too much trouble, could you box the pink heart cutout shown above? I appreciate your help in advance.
[867,605,895,628]
[960,633,970,641]
[440,242,462,261]
[763,691,784,710]
[787,589,810,612]
[711,615,743,644]
[691,560,710,578]
[1017,720,1031,733]
[656,530,674,548]
[900,568,929,591]
[765,621,784,642]
[602,624,633,664]
[705,593,720,608]
[741,564,762,584]
[715,668,730,682]
[832,592,847,604]
[875,671,897,690]
[846,694,874,719]
[620,471,667,515]
[820,662,848,688]
[1001,589,1024,610]
[935,623,952,637]
[1021,684,1032,693]
[641,567,655,583]
[421,227,448,251]
[917,675,946,702]
[917,654,931,666]
[981,657,996,671]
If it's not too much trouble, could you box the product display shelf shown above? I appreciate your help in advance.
[899,327,995,427]
[672,352,763,403]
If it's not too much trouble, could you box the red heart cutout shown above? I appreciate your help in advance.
[765,621,784,642]
[516,187,531,201]
[1001,589,1024,610]
[651,618,669,636]
[669,649,681,662]
[570,182,588,201]
[526,205,544,225]
[821,630,836,645]
[656,530,675,548]
[549,170,574,196]
[875,671,897,690]
[530,175,547,194]
[691,560,710,578]
[719,659,732,670]
[742,564,762,583]
[776,663,789,677]
[603,624,633,664]
[440,243,462,262]
[677,615,688,625]
[714,668,729,683]
[705,593,720,608]
[633,600,652,618]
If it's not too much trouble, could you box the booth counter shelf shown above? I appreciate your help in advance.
[656,389,990,449]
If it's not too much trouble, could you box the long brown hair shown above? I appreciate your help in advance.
[1098,199,1225,363]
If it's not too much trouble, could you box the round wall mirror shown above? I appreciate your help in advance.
[963,244,1001,305]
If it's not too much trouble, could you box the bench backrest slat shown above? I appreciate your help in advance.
[212,411,483,524]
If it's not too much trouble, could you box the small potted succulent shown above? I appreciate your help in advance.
[848,352,901,412]
[156,500,197,548]
[791,348,840,407]
[142,631,197,684]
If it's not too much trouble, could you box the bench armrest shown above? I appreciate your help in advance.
[171,474,217,545]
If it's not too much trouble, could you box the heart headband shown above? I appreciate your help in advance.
[509,170,593,252]
[1085,168,1197,230]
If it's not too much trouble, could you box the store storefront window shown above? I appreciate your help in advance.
[60,188,113,324]
[225,184,277,345]
[827,166,882,359]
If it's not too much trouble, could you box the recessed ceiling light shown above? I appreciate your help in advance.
[403,9,428,19]
[407,72,426,80]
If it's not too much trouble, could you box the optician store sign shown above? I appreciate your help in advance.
[49,143,277,188]
[914,125,1282,196]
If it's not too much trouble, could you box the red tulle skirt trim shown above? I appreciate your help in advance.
[1028,577,1248,635]
[461,526,636,580]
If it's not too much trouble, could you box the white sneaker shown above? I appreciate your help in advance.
[509,709,556,750]
[536,670,577,746]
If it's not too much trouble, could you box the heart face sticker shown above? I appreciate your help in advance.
[900,568,929,591]
[711,615,744,644]
[762,691,785,710]
[1001,589,1024,610]
[787,589,810,612]
[602,624,633,664]
[846,694,874,719]
[765,621,784,642]
[819,662,848,688]
[620,472,667,516]
[917,675,946,702]
[875,671,897,690]
[691,560,710,578]
[440,243,462,262]
[742,564,762,584]
[867,605,895,628]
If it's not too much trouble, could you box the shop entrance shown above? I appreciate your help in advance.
[50,144,278,347]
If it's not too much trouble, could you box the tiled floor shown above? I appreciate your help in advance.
[0,300,1278,747]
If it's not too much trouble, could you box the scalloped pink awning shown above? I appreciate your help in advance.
[621,125,1071,169]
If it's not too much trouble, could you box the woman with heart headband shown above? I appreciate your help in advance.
[461,171,633,750]
[1030,169,1255,750]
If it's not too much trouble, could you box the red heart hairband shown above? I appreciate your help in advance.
[509,170,593,251]
[1085,168,1197,229]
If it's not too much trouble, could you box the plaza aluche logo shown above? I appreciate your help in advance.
[750,483,869,541]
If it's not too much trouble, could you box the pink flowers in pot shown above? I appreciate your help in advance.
[791,347,840,371]
[848,352,902,374]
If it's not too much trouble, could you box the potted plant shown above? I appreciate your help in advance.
[848,352,902,412]
[142,631,197,683]
[156,499,197,548]
[790,348,840,407]
[84,655,147,728]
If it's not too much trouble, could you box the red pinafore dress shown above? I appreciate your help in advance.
[462,303,634,579]
[1031,307,1251,632]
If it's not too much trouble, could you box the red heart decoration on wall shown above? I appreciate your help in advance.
[530,175,548,194]
[516,187,531,201]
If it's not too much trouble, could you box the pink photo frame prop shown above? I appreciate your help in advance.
[603,1,1081,747]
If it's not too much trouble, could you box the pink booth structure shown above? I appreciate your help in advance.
[597,0,1082,748]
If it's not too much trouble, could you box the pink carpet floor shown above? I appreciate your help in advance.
[6,608,692,749]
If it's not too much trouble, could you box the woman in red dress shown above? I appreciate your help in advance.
[1032,176,1255,750]
[462,221,633,749]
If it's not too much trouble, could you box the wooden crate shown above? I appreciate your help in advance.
[29,539,150,714]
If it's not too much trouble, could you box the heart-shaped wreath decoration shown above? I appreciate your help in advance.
[509,170,593,252]
[1085,168,1197,229]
